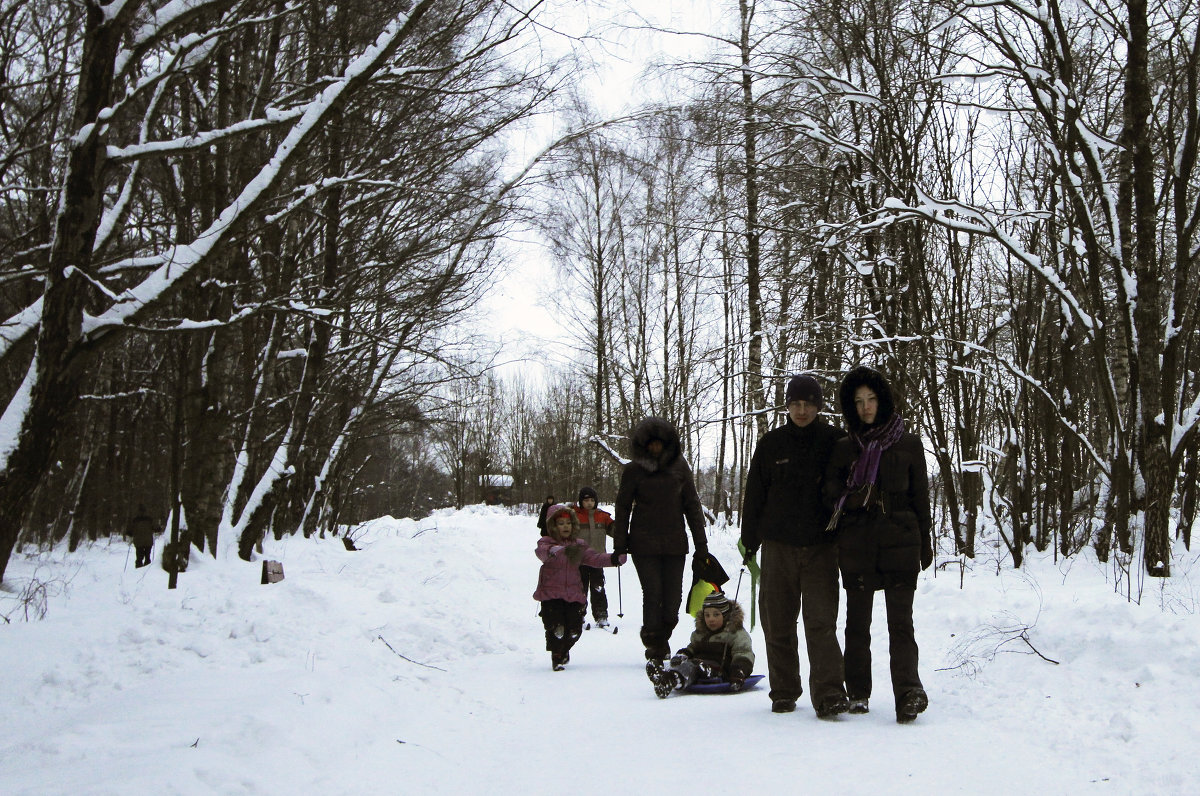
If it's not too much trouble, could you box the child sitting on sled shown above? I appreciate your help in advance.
[648,591,755,698]
[534,503,626,671]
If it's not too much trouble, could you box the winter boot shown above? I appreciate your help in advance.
[816,694,850,719]
[595,615,610,629]
[551,652,567,671]
[653,669,683,699]
[645,658,664,684]
[896,689,928,723]
[848,697,870,715]
[771,698,797,714]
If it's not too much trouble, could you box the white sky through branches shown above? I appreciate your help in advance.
[485,0,720,382]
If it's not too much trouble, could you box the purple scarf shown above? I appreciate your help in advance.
[828,412,905,528]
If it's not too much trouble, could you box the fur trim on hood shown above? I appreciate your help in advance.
[838,366,896,435]
[545,503,580,534]
[693,598,747,633]
[629,417,683,473]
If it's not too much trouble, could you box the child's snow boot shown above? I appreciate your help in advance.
[645,658,663,685]
[653,668,683,699]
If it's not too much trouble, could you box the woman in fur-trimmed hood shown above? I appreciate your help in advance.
[822,365,932,723]
[612,417,708,663]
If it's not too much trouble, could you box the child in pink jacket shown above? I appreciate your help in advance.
[535,503,626,670]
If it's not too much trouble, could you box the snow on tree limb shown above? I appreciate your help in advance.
[80,2,435,341]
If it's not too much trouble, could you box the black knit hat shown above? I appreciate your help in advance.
[785,374,824,409]
[578,486,598,503]
[701,591,733,617]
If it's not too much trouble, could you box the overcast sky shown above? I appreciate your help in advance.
[483,0,724,383]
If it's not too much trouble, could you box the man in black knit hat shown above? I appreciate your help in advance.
[741,374,849,718]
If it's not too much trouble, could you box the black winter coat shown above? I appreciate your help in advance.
[741,417,843,551]
[612,417,707,556]
[822,366,932,577]
[824,432,932,575]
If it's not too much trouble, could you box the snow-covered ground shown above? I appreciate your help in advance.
[3,506,1199,795]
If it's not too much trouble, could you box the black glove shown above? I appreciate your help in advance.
[741,547,758,566]
[670,653,688,668]
[921,538,933,571]
[610,552,624,566]
[728,661,749,690]
[691,554,706,577]
[565,545,583,565]
[612,545,627,556]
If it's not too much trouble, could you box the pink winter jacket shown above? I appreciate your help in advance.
[533,536,625,603]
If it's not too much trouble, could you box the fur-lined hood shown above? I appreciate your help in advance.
[837,366,897,435]
[629,417,683,473]
[544,503,580,535]
[693,600,747,634]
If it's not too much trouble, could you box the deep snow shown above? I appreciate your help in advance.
[3,506,1200,795]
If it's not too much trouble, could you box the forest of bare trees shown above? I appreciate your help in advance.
[2,0,1197,583]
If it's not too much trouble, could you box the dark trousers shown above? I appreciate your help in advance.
[632,554,686,660]
[539,599,585,657]
[134,544,152,568]
[843,576,923,709]
[759,540,846,707]
[579,566,608,620]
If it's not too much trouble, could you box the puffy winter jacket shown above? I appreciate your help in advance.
[612,417,707,556]
[573,506,613,554]
[678,601,755,677]
[822,367,932,577]
[741,416,843,551]
[533,535,625,603]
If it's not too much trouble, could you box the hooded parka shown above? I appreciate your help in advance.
[533,505,624,603]
[613,417,708,661]
[822,366,930,718]
[678,599,755,678]
[823,367,932,580]
[612,417,707,556]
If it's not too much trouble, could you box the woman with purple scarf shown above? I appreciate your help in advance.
[823,366,933,724]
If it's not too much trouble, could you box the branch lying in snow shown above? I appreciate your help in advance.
[1018,630,1060,665]
[376,635,446,672]
[937,600,1059,675]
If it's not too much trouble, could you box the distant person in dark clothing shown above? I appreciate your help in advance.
[741,374,849,718]
[536,494,556,536]
[127,505,158,568]
[824,365,933,724]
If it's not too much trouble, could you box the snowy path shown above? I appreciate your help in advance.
[3,506,1200,794]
